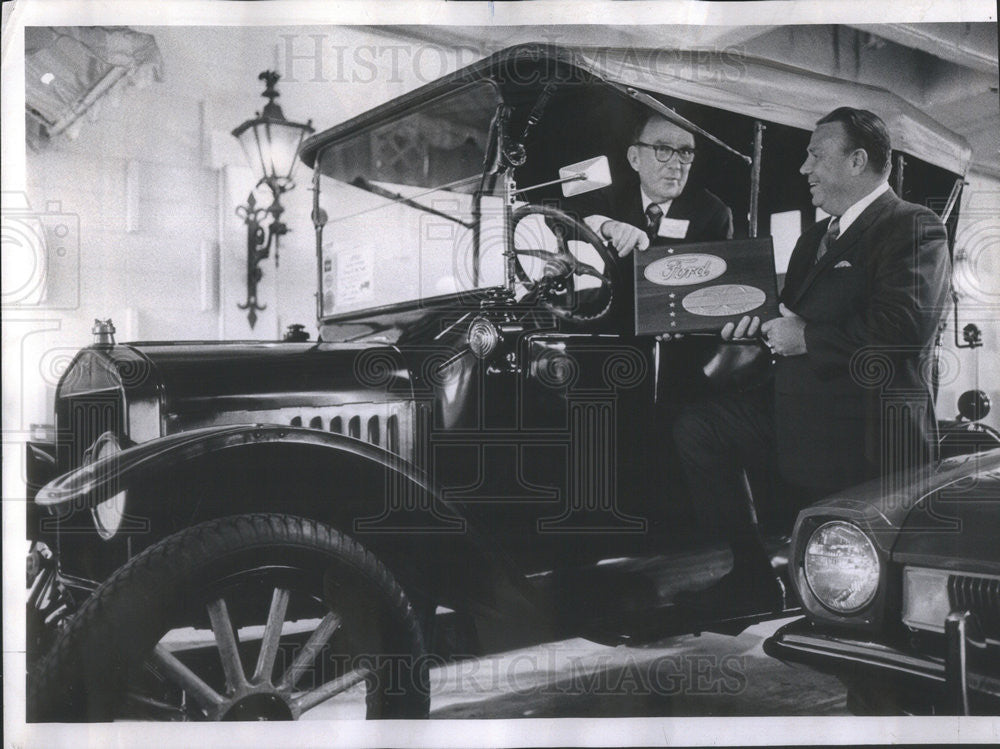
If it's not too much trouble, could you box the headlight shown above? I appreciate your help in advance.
[468,316,500,360]
[803,520,880,613]
[85,432,127,540]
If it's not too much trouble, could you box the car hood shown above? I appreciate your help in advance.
[794,448,1000,567]
[891,449,1000,573]
[60,341,414,418]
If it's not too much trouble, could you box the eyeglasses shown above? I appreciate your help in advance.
[634,142,696,164]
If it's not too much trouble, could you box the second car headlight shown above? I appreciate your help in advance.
[803,520,881,614]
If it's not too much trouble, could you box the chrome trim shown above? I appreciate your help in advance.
[946,610,987,715]
[766,620,1000,705]
[950,573,1000,640]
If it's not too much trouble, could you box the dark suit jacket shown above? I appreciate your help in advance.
[774,189,951,492]
[573,184,734,247]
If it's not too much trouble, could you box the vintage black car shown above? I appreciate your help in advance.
[24,44,992,721]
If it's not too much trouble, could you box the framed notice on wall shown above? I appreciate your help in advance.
[634,238,780,335]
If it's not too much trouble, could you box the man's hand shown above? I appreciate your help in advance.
[720,315,761,342]
[600,219,649,257]
[761,304,807,356]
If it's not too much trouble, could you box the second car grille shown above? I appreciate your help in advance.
[949,574,1000,640]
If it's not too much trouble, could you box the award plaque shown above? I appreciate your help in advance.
[634,237,780,335]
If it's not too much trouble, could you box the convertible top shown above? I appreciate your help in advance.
[579,47,971,175]
[301,43,970,176]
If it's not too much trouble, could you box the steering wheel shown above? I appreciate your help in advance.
[509,204,619,322]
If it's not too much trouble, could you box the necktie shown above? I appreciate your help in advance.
[815,216,840,263]
[645,203,663,239]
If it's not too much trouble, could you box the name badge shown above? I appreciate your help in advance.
[657,217,689,238]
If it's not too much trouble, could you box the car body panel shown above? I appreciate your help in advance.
[34,421,547,619]
[790,449,1000,557]
[133,341,413,413]
[891,458,1000,573]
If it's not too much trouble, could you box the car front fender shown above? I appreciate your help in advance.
[35,423,538,620]
[36,424,434,511]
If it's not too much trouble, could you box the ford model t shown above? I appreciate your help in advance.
[25,44,996,720]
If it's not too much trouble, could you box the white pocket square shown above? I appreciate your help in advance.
[834,260,853,268]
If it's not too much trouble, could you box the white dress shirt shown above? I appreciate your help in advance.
[835,181,890,234]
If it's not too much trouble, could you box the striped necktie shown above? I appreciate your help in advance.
[645,203,664,238]
[815,216,840,263]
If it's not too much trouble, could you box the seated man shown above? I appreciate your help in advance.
[564,111,739,395]
[580,111,733,256]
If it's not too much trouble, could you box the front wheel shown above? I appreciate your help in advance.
[29,514,429,721]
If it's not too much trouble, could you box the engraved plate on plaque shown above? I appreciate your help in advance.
[681,284,767,316]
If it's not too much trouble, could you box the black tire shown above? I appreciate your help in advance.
[29,514,429,721]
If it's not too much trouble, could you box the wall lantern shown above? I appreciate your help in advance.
[231,70,313,328]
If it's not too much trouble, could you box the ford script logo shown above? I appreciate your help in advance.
[643,253,727,286]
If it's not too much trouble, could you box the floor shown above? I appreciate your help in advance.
[425,616,848,719]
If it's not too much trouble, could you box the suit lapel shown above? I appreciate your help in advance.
[783,222,826,302]
[788,190,897,307]
[614,182,645,230]
[665,191,687,220]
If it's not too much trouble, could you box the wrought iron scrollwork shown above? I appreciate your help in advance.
[236,190,288,328]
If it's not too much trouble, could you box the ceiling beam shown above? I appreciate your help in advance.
[362,25,776,57]
[851,23,999,76]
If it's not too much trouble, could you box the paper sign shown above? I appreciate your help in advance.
[335,248,375,308]
[657,217,690,238]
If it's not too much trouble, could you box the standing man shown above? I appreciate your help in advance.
[672,107,951,615]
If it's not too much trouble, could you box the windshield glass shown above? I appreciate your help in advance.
[315,82,505,318]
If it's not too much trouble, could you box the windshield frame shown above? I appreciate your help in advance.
[312,79,505,324]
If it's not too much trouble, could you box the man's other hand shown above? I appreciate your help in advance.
[600,220,650,257]
[761,304,807,356]
[720,315,761,342]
